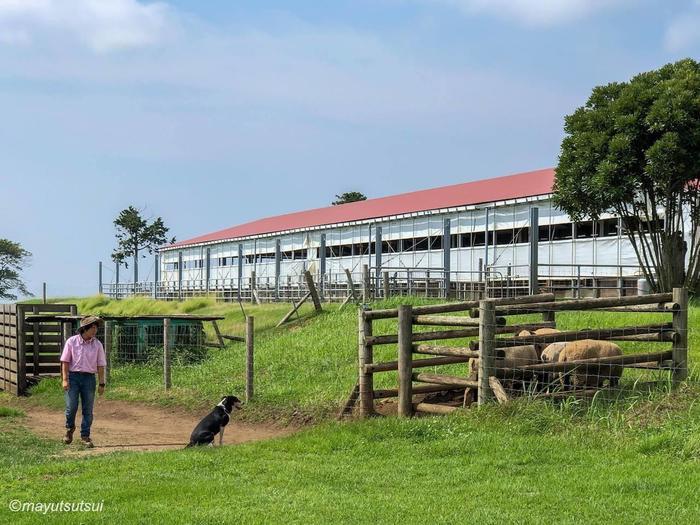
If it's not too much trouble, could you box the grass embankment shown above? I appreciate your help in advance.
[23,295,700,422]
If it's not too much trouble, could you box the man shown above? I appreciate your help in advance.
[60,316,106,448]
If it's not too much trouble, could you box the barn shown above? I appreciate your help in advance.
[151,168,650,300]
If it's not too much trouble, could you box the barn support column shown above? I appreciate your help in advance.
[374,226,382,297]
[529,207,539,295]
[177,251,183,301]
[483,208,490,290]
[319,233,326,301]
[275,239,281,300]
[237,244,243,301]
[205,248,211,294]
[443,218,451,299]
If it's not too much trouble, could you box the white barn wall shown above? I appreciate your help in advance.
[158,196,649,289]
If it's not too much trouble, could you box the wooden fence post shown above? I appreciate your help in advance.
[672,287,688,385]
[104,320,112,384]
[398,305,413,417]
[16,306,26,395]
[246,316,254,402]
[358,306,375,417]
[32,305,40,377]
[542,305,556,327]
[211,320,225,349]
[344,269,358,302]
[304,271,323,312]
[478,299,496,405]
[61,321,72,350]
[163,318,171,390]
[69,306,78,349]
[383,271,390,299]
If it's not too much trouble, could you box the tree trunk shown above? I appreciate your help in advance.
[659,231,686,291]
[134,247,138,285]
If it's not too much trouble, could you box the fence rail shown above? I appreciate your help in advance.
[351,288,688,417]
[103,263,650,303]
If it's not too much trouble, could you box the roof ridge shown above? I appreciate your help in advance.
[167,167,555,249]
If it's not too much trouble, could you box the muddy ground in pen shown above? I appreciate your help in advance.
[12,398,294,455]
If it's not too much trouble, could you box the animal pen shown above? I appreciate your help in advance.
[0,304,77,396]
[0,306,254,399]
[351,289,689,417]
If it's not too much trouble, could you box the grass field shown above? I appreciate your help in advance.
[2,295,700,523]
[3,388,700,524]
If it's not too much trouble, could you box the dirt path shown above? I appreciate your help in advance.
[17,399,294,455]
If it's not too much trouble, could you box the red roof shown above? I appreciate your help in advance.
[169,168,555,249]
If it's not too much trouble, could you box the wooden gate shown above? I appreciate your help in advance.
[0,303,76,395]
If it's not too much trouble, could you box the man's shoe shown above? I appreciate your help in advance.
[80,436,94,448]
[63,427,75,445]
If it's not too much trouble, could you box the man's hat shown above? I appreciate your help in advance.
[80,316,103,329]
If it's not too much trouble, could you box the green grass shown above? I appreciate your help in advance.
[3,296,700,523]
[3,392,700,524]
[0,406,24,418]
[22,295,700,421]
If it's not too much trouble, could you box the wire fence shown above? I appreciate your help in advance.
[475,292,686,403]
[353,289,691,418]
[103,319,209,388]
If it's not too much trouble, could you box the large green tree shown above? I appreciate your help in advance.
[332,191,367,205]
[554,58,700,293]
[112,207,175,284]
[0,239,32,300]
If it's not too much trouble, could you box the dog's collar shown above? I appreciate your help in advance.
[217,402,231,416]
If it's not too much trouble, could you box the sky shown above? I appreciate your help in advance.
[1,0,699,298]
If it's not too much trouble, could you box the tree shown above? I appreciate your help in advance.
[553,58,700,293]
[332,192,367,205]
[0,239,32,300]
[112,206,175,284]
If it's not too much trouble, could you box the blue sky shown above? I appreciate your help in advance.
[1,0,699,297]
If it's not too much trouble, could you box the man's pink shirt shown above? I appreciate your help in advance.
[60,334,106,373]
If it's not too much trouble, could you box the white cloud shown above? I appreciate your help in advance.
[419,0,627,26]
[0,24,573,129]
[0,9,576,168]
[0,0,171,52]
[664,0,700,52]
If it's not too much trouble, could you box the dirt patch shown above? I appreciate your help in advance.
[14,398,294,455]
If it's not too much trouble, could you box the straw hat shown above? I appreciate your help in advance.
[79,316,103,329]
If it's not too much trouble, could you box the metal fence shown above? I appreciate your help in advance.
[103,262,650,303]
[103,318,208,390]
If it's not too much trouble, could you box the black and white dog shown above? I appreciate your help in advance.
[186,395,243,447]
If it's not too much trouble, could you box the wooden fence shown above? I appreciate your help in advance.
[0,304,77,395]
[355,289,688,417]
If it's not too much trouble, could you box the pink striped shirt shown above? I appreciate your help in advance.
[60,334,106,373]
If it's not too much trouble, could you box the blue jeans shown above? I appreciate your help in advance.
[64,372,96,438]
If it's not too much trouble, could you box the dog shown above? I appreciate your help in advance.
[186,395,243,448]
